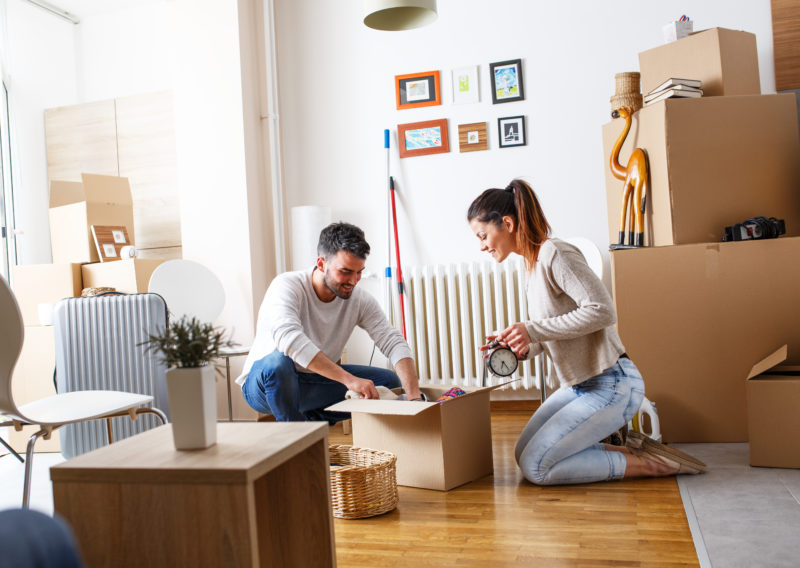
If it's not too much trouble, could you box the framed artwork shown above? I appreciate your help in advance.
[451,66,479,104]
[91,225,131,261]
[490,59,525,104]
[395,70,441,110]
[498,116,526,148]
[398,119,450,158]
[458,122,488,153]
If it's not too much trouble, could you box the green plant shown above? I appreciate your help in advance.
[142,316,235,369]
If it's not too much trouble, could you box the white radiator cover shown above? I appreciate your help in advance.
[393,257,554,392]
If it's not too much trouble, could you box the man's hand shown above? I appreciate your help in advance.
[344,376,380,399]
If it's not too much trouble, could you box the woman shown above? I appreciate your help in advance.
[467,179,705,485]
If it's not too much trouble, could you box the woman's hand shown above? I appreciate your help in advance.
[495,323,533,358]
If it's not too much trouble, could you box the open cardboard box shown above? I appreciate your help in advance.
[639,27,760,97]
[11,263,83,326]
[602,94,800,247]
[746,345,800,469]
[611,237,800,442]
[327,383,508,491]
[49,174,135,264]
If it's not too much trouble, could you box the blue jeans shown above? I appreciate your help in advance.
[242,350,401,423]
[515,357,645,485]
[0,509,84,567]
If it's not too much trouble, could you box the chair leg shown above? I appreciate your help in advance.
[22,429,48,509]
[106,418,114,444]
[136,407,168,425]
[0,436,24,464]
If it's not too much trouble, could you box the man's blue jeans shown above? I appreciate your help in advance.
[241,350,401,423]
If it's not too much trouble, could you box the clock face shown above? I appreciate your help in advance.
[488,346,517,377]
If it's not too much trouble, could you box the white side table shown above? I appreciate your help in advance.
[218,346,251,421]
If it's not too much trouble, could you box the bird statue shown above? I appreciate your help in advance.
[609,106,649,248]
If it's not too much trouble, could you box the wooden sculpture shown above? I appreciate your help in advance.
[609,106,649,248]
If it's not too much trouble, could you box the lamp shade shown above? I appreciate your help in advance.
[363,0,437,31]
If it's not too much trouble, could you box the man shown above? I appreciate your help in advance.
[237,222,422,422]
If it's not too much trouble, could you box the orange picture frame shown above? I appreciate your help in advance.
[395,70,441,110]
[398,119,449,158]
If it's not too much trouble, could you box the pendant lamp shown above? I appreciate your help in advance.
[363,0,438,31]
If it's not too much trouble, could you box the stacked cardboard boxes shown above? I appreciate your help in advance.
[602,29,800,461]
[5,174,162,453]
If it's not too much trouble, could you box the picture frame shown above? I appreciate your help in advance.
[458,122,488,153]
[395,70,441,110]
[451,65,479,105]
[398,119,450,158]
[490,59,525,104]
[497,116,526,148]
[91,225,131,261]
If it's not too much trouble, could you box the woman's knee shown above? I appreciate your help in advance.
[520,457,553,485]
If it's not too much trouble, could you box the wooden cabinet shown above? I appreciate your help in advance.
[44,92,182,260]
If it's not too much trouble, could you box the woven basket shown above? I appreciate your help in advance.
[614,71,641,95]
[329,444,398,519]
[610,93,643,114]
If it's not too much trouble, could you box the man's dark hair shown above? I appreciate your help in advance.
[317,222,370,260]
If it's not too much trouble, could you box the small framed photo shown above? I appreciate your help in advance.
[91,225,131,262]
[451,65,479,104]
[458,122,488,153]
[398,119,449,158]
[395,70,441,110]
[498,116,526,148]
[490,59,524,104]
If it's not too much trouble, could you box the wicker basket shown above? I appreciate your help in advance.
[614,71,641,95]
[610,93,643,114]
[329,444,398,519]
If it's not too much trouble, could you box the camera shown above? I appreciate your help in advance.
[723,217,786,242]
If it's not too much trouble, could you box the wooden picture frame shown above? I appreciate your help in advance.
[490,59,525,104]
[395,70,441,110]
[458,122,488,153]
[91,225,131,262]
[398,119,450,158]
[498,116,526,148]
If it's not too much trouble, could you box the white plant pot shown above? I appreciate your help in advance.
[165,365,217,450]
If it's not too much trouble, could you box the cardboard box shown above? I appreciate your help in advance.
[611,237,800,443]
[81,259,163,294]
[49,174,135,264]
[639,28,760,97]
[602,94,800,247]
[8,326,61,453]
[327,384,502,490]
[11,263,83,325]
[746,345,800,469]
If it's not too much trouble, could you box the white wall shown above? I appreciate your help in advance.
[6,0,77,265]
[273,0,776,364]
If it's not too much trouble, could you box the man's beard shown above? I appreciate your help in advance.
[323,272,354,299]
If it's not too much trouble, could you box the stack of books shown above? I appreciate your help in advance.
[644,78,703,106]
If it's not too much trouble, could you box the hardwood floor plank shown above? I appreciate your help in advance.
[329,410,698,566]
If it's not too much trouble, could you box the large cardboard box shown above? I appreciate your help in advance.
[327,384,502,490]
[602,94,800,247]
[81,259,163,294]
[745,345,800,469]
[49,174,135,264]
[639,28,760,97]
[611,237,800,443]
[7,326,61,453]
[11,263,83,325]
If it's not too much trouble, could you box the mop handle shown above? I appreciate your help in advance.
[389,176,407,339]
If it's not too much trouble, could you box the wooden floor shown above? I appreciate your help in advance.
[328,409,698,567]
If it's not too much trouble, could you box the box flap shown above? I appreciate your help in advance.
[747,345,789,380]
[49,181,86,208]
[81,174,134,205]
[326,399,432,416]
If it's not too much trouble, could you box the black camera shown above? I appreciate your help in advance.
[723,217,786,242]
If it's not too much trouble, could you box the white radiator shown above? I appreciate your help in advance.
[393,257,552,392]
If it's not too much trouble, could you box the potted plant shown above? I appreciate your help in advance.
[144,316,234,450]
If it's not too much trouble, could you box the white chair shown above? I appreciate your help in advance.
[148,259,225,323]
[0,277,167,508]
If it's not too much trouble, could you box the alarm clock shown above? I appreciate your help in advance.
[488,344,518,377]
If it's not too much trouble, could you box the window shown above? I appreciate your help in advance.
[0,80,15,280]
